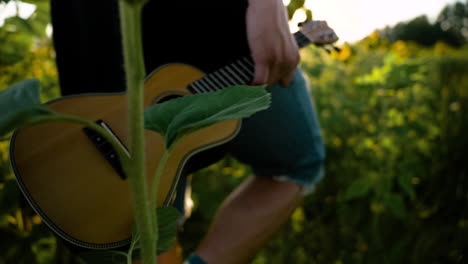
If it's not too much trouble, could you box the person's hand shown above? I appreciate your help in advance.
[246,0,300,88]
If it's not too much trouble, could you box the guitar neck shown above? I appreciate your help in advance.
[187,31,311,94]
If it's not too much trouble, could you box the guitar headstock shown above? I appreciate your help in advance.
[298,20,339,45]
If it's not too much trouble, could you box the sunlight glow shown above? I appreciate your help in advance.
[289,9,307,33]
[295,0,460,43]
[0,2,36,27]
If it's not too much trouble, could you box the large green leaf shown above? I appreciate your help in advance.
[0,79,53,136]
[384,193,406,219]
[156,206,181,254]
[128,206,181,256]
[344,177,372,201]
[397,172,416,201]
[0,28,33,65]
[144,85,271,149]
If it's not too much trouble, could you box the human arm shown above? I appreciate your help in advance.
[246,0,299,88]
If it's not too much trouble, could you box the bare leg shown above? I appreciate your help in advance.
[195,175,303,264]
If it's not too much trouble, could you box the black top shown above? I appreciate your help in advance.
[50,0,250,95]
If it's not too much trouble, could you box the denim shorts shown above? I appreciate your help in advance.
[227,68,325,192]
[174,68,326,214]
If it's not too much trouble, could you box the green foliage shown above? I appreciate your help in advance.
[0,3,61,262]
[0,1,59,102]
[0,19,33,66]
[129,206,181,258]
[144,85,270,149]
[0,179,20,213]
[155,207,180,254]
[286,0,305,18]
[0,1,50,65]
[344,177,372,200]
[0,79,52,136]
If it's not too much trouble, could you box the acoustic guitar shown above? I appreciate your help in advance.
[9,20,338,250]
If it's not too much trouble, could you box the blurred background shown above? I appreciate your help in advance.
[1,0,467,263]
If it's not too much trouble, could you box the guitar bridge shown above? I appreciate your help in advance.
[82,120,129,180]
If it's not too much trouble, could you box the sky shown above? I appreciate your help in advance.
[0,0,463,43]
[289,0,462,43]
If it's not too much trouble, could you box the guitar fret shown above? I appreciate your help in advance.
[201,78,216,92]
[202,76,219,91]
[190,82,204,94]
[219,69,240,85]
[236,60,254,78]
[242,57,254,65]
[228,64,250,82]
[242,57,255,69]
[186,84,196,94]
[207,72,229,89]
[225,65,247,84]
[193,80,205,93]
[212,72,231,87]
[236,59,253,73]
[194,79,209,93]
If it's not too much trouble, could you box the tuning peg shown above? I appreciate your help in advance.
[324,46,333,54]
[297,19,310,28]
[316,44,339,54]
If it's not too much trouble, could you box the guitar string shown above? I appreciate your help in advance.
[189,58,255,94]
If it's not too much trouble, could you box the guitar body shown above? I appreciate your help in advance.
[10,63,240,249]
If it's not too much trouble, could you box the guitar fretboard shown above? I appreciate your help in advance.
[187,31,311,94]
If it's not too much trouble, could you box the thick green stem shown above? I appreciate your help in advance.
[150,148,171,246]
[151,149,171,208]
[118,1,156,264]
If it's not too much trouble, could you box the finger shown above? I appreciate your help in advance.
[251,62,270,86]
[267,60,291,87]
[268,55,299,87]
[266,61,281,87]
[279,68,296,88]
[275,50,300,88]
